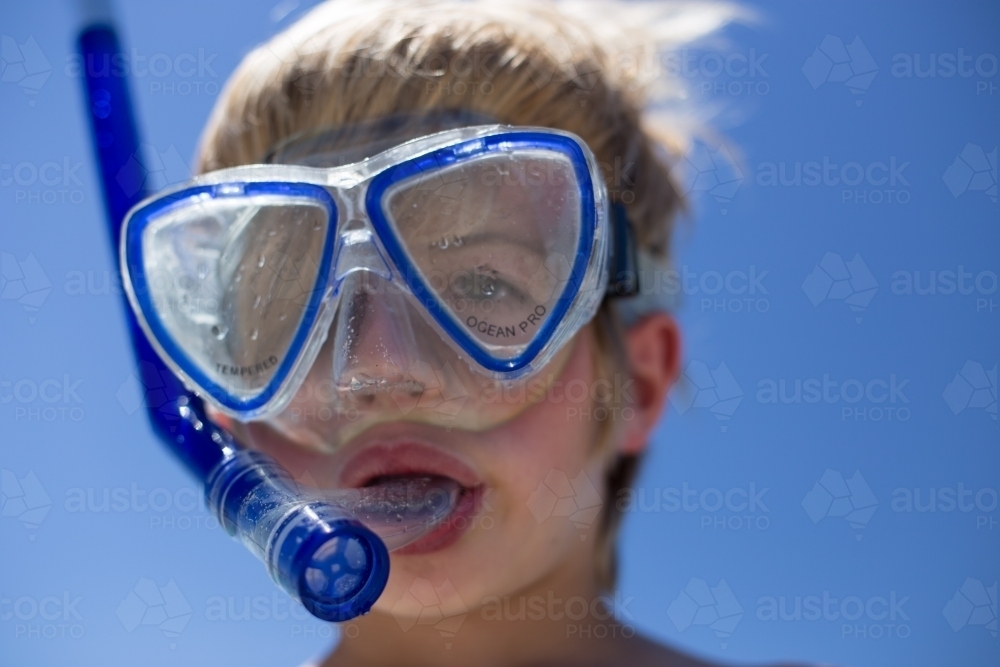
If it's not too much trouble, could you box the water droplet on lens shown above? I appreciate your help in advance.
[211,324,228,340]
[251,329,259,341]
[253,295,261,309]
[258,256,266,268]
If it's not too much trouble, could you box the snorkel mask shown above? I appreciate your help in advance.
[77,11,637,626]
[121,118,639,451]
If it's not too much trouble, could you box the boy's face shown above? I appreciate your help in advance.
[199,125,650,622]
[211,322,618,620]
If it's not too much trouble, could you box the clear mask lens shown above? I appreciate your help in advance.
[382,150,581,358]
[140,194,329,402]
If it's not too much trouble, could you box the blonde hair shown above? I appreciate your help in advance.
[196,0,738,589]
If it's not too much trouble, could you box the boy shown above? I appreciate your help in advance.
[178,1,774,665]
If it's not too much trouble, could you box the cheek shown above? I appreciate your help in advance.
[488,330,606,528]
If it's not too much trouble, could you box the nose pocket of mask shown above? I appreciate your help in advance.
[324,269,475,420]
[126,184,336,412]
[330,271,435,392]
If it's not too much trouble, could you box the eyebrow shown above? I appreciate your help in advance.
[423,229,556,260]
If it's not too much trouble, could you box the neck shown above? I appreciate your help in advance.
[323,548,630,667]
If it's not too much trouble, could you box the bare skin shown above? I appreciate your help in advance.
[213,313,750,667]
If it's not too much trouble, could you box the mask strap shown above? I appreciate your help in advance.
[264,110,500,167]
[606,203,640,298]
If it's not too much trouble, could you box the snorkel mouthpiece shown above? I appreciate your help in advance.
[206,450,390,621]
[204,450,460,621]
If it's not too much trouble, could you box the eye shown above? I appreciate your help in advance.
[451,266,523,303]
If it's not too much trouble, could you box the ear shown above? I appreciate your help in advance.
[617,312,681,456]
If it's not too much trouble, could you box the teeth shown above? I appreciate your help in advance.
[353,475,463,519]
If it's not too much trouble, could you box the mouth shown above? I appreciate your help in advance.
[339,442,485,555]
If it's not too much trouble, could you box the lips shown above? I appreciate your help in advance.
[338,441,485,555]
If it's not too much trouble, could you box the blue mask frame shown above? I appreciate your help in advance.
[121,127,612,419]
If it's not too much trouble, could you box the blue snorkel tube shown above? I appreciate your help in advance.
[73,3,408,623]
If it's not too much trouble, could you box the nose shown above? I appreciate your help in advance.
[333,270,418,387]
[328,270,470,417]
